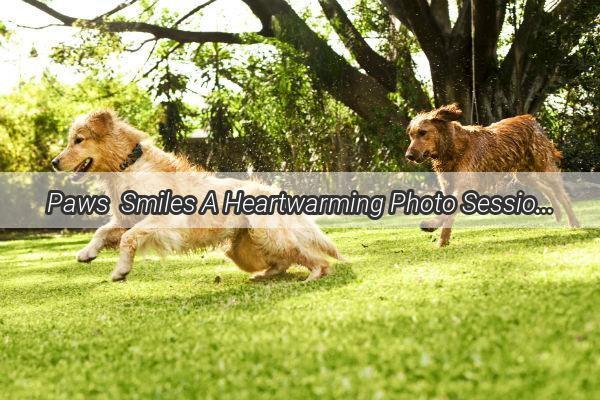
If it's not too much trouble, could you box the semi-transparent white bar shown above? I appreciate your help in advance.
[0,172,598,228]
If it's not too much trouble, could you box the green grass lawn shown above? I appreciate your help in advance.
[0,228,598,399]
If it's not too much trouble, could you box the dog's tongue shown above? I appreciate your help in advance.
[74,158,91,172]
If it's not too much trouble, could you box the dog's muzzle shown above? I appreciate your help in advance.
[405,149,432,164]
[405,150,418,162]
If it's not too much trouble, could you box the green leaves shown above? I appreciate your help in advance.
[0,74,160,172]
[50,29,124,74]
[0,21,11,44]
[539,25,600,172]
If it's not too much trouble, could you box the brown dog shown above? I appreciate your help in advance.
[52,110,341,281]
[405,104,579,246]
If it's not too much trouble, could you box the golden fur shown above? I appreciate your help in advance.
[405,104,579,246]
[53,110,341,281]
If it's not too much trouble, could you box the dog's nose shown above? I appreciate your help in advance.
[51,158,60,169]
[405,151,416,162]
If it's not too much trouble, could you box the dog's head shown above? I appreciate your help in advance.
[52,110,145,177]
[51,110,117,174]
[405,103,463,163]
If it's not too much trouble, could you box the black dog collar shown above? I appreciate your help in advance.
[119,143,143,171]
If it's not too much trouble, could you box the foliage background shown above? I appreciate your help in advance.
[0,1,598,172]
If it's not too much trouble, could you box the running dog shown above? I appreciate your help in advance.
[52,110,341,281]
[405,103,579,246]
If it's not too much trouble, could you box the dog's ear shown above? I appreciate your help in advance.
[432,103,463,122]
[87,110,116,137]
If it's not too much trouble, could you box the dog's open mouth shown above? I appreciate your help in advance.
[74,157,93,173]
[417,151,438,162]
[71,158,93,181]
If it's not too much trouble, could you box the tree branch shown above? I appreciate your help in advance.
[472,0,508,84]
[381,0,446,67]
[430,0,450,36]
[11,22,63,30]
[21,0,265,44]
[124,37,156,52]
[500,0,600,113]
[394,33,432,111]
[173,0,219,27]
[22,0,77,25]
[241,0,275,36]
[498,0,543,91]
[240,0,410,131]
[142,42,183,78]
[93,0,139,22]
[318,0,396,91]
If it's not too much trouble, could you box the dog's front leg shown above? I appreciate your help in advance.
[438,227,453,247]
[438,211,458,247]
[421,173,453,233]
[111,226,152,282]
[437,183,466,247]
[77,220,125,263]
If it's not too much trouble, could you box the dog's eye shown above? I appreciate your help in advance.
[418,130,427,137]
[74,137,84,145]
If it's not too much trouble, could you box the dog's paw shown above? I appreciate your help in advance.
[420,220,440,232]
[76,247,97,263]
[110,270,128,282]
[437,239,450,247]
[569,220,581,229]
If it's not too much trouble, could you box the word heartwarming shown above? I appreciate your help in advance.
[44,189,553,220]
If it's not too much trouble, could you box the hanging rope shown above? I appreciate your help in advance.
[470,0,480,124]
[512,0,522,114]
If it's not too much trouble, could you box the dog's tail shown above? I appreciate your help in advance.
[291,218,344,260]
[310,226,345,261]
[534,117,563,163]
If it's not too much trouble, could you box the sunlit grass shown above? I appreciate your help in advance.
[0,228,598,399]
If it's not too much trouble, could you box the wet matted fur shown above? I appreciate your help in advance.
[52,110,341,281]
[405,104,579,246]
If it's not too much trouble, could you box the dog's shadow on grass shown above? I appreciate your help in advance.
[127,263,357,312]
[2,249,356,312]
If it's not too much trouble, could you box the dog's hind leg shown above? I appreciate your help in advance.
[226,230,270,273]
[517,174,563,222]
[77,220,125,263]
[543,175,580,228]
[243,227,330,281]
[251,261,290,281]
[292,249,329,281]
[304,259,329,281]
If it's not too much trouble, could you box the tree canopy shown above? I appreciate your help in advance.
[3,1,599,171]
[0,74,160,171]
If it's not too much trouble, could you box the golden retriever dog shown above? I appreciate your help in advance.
[405,103,579,246]
[51,110,341,281]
